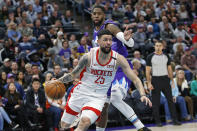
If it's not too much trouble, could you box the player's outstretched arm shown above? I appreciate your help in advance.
[59,54,89,83]
[117,54,152,107]
[106,24,134,47]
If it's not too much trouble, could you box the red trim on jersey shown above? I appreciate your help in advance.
[65,82,81,116]
[81,106,101,116]
[80,67,86,80]
[96,49,113,66]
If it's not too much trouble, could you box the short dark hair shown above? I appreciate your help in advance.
[32,78,40,83]
[92,5,105,13]
[97,29,112,39]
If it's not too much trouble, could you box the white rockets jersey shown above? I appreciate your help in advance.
[77,47,117,97]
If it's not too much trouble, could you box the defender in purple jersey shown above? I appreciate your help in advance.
[91,5,151,131]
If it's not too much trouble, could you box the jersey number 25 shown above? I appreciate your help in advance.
[95,76,105,84]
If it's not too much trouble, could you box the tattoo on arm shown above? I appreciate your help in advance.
[59,54,89,83]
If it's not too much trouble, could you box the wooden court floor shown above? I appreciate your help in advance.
[112,122,197,131]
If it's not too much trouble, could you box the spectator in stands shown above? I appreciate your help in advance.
[26,4,37,23]
[61,10,75,27]
[17,71,27,91]
[4,73,25,99]
[132,59,143,82]
[125,4,135,22]
[33,19,46,38]
[4,82,28,129]
[0,58,11,74]
[33,0,42,13]
[171,16,178,30]
[191,42,197,58]
[47,48,64,70]
[160,22,176,52]
[149,17,160,37]
[173,36,186,54]
[52,64,64,79]
[7,22,21,43]
[173,44,185,65]
[0,71,7,88]
[103,1,112,19]
[0,6,8,26]
[77,36,91,57]
[178,5,189,21]
[59,40,71,68]
[160,83,191,123]
[191,17,197,44]
[190,73,197,119]
[133,50,146,67]
[133,24,147,54]
[46,94,66,131]
[31,64,44,83]
[181,47,197,81]
[159,16,174,32]
[49,11,60,25]
[68,34,79,49]
[10,61,19,77]
[26,78,46,128]
[1,38,16,61]
[174,23,192,44]
[133,4,146,17]
[18,19,34,39]
[174,70,194,119]
[42,72,53,87]
[18,35,34,58]
[53,31,64,54]
[112,3,124,22]
[5,12,18,27]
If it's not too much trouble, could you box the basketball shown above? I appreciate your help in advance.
[45,80,66,100]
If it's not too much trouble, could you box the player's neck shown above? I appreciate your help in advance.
[98,49,111,61]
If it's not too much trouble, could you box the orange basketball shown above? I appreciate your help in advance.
[45,80,66,100]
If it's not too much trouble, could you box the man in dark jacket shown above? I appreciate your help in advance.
[26,78,46,126]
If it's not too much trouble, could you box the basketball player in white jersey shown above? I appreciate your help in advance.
[57,29,152,131]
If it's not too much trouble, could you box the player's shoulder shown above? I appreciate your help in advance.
[147,53,155,59]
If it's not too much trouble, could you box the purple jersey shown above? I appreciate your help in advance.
[93,20,133,94]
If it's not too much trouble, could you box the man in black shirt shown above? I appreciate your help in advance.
[146,41,181,126]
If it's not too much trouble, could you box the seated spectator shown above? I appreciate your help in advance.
[33,0,42,13]
[17,71,27,92]
[7,22,21,43]
[31,64,44,83]
[173,36,186,54]
[159,16,174,32]
[174,23,192,44]
[0,72,7,88]
[160,79,191,123]
[178,5,189,22]
[10,61,19,77]
[59,40,71,68]
[149,17,160,37]
[26,4,37,23]
[53,31,64,55]
[68,34,79,49]
[175,70,194,119]
[33,19,46,38]
[181,47,197,81]
[0,101,19,130]
[45,93,66,131]
[1,39,15,61]
[18,35,34,58]
[112,3,124,23]
[173,44,185,65]
[0,58,11,74]
[26,78,46,128]
[133,24,147,54]
[47,48,64,70]
[191,17,197,44]
[61,10,75,27]
[52,64,64,79]
[18,19,34,40]
[132,59,143,82]
[4,82,28,129]
[191,42,197,59]
[77,36,92,58]
[24,63,32,84]
[4,73,25,99]
[42,72,53,87]
[190,73,197,119]
[5,12,18,27]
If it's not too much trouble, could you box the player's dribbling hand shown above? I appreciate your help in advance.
[140,96,152,107]
[124,26,133,41]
